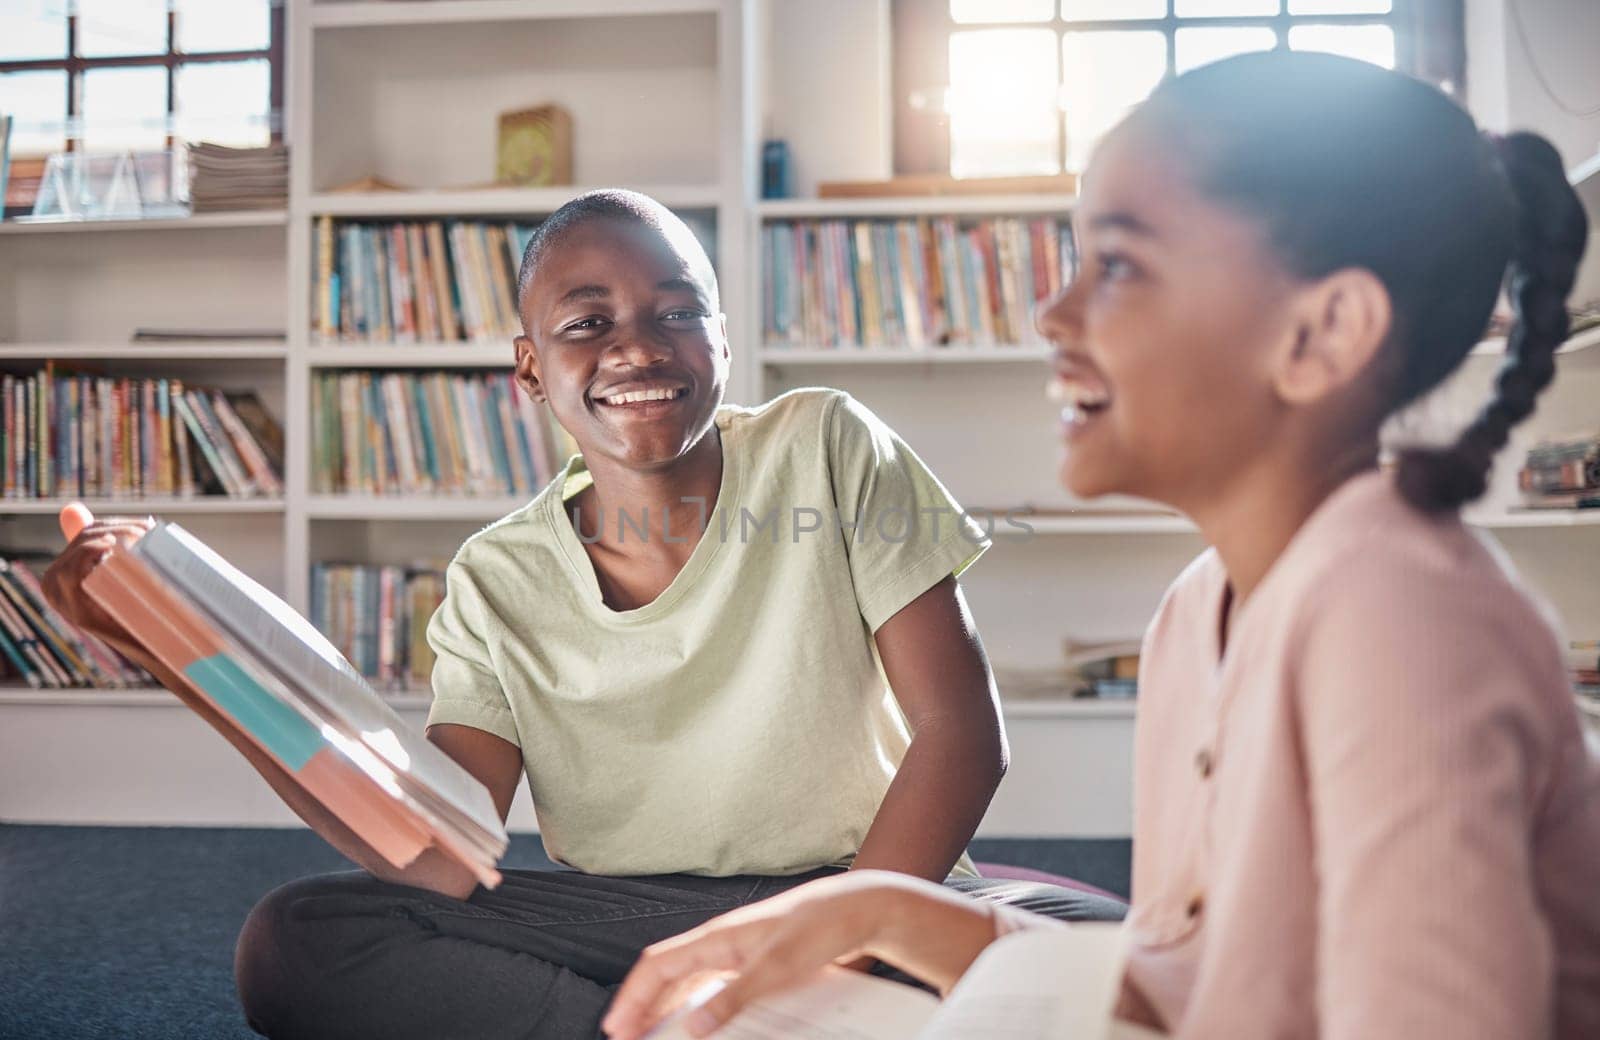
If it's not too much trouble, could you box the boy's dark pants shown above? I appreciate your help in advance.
[234,866,1126,1039]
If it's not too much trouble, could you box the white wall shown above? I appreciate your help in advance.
[1466,0,1600,168]
[760,0,892,196]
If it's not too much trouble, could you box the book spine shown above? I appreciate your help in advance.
[317,215,335,340]
[189,391,253,496]
[172,393,232,496]
[210,391,281,495]
[427,222,460,342]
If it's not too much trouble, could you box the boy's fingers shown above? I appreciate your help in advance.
[60,502,94,542]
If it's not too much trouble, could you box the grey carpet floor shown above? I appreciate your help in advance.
[0,824,1130,1039]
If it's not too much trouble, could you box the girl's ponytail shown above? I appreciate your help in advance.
[1396,132,1589,513]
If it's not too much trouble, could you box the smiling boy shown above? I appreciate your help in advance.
[212,191,1124,1037]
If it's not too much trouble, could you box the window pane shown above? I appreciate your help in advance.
[1288,24,1395,67]
[1289,0,1391,12]
[80,66,168,152]
[951,0,1052,22]
[1063,0,1165,19]
[176,59,272,147]
[949,29,1060,178]
[1062,31,1167,171]
[0,1,68,61]
[1174,26,1277,74]
[1175,0,1280,15]
[177,0,271,53]
[77,0,167,57]
[0,70,68,155]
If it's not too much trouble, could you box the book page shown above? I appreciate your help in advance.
[645,968,937,1040]
[918,924,1130,1040]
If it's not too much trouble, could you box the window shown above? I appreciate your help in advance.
[0,0,284,159]
[893,0,1463,177]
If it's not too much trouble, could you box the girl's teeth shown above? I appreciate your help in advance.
[1046,378,1108,409]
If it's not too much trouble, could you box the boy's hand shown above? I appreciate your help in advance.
[41,503,155,652]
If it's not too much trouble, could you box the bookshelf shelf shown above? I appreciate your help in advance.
[0,212,288,236]
[759,346,1052,366]
[306,345,516,368]
[1001,698,1136,719]
[0,342,289,361]
[757,195,1076,219]
[1470,325,1600,362]
[308,186,720,219]
[309,0,721,29]
[305,495,531,521]
[993,514,1196,536]
[1469,510,1600,529]
[0,687,175,707]
[0,686,433,710]
[0,497,285,516]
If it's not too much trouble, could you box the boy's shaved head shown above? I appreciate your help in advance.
[515,190,719,319]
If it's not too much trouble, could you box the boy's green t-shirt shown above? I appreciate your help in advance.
[425,388,989,877]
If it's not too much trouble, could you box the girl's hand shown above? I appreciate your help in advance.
[41,504,154,652]
[602,871,997,1040]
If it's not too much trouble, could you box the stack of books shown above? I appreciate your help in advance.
[187,142,288,212]
[1518,434,1600,510]
[310,370,574,497]
[1,368,283,500]
[762,216,1074,349]
[0,555,148,689]
[310,562,445,691]
[85,520,508,886]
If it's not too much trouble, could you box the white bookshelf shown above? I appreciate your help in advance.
[0,211,289,235]
[308,0,724,29]
[307,184,721,218]
[0,342,289,361]
[756,194,1075,219]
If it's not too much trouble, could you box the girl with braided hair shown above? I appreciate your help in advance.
[604,51,1600,1040]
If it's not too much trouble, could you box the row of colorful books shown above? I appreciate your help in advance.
[310,562,445,690]
[314,218,539,344]
[1519,433,1600,510]
[310,370,575,497]
[312,214,719,346]
[0,555,148,689]
[761,216,1075,349]
[1,368,284,500]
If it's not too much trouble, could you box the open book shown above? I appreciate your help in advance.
[646,925,1161,1040]
[82,520,508,886]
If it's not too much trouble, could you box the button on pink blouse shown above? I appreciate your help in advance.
[1123,471,1600,1038]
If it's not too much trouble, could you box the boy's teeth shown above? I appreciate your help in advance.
[604,388,680,404]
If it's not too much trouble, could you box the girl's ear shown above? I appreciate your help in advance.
[513,335,547,402]
[1272,268,1392,406]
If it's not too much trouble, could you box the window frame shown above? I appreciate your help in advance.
[0,1,287,157]
[892,0,1465,176]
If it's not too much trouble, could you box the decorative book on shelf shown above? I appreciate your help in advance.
[311,562,444,691]
[1,364,283,500]
[311,369,576,497]
[763,216,1073,350]
[82,518,507,886]
[312,213,719,345]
